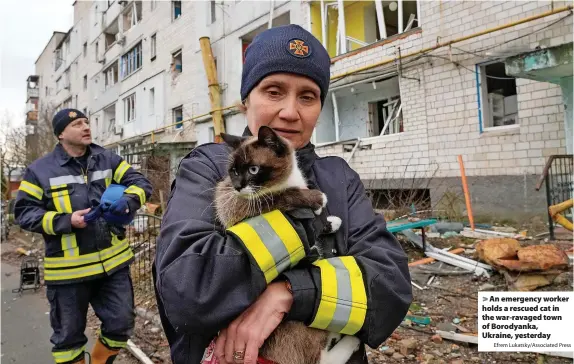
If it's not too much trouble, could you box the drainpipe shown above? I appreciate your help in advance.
[199,36,225,143]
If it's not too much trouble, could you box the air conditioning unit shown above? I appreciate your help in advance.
[115,32,126,45]
[114,125,123,135]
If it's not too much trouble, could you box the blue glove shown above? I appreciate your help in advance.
[108,198,130,216]
[84,184,136,226]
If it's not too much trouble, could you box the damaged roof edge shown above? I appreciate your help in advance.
[54,27,74,51]
[34,31,68,65]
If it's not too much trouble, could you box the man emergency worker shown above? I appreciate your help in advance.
[15,108,152,364]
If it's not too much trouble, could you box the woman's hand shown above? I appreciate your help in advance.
[215,281,293,364]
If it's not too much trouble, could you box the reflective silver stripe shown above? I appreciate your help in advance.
[328,257,353,333]
[248,215,292,274]
[49,175,85,186]
[91,169,112,181]
[62,234,78,256]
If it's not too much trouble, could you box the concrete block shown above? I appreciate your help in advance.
[544,140,561,148]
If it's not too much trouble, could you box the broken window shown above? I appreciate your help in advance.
[210,0,216,23]
[172,1,182,21]
[208,126,215,142]
[104,19,120,49]
[120,42,142,79]
[368,96,403,136]
[83,75,88,91]
[479,62,518,129]
[310,1,420,57]
[124,93,136,123]
[150,33,157,60]
[172,49,182,74]
[104,61,119,90]
[63,69,70,89]
[123,1,142,31]
[173,106,183,129]
[83,42,87,57]
[55,48,63,71]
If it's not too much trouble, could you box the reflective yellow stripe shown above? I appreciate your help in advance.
[262,210,306,266]
[42,211,58,235]
[103,247,134,272]
[99,333,127,349]
[19,181,43,200]
[44,262,105,281]
[50,184,72,213]
[105,177,112,187]
[124,185,146,205]
[44,240,131,268]
[309,256,368,335]
[229,222,277,283]
[227,210,305,284]
[61,233,79,257]
[52,346,85,363]
[113,161,130,183]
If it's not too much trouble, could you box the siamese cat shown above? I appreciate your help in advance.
[213,126,361,364]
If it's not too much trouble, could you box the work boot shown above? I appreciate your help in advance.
[91,339,120,364]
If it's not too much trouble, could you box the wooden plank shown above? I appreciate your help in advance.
[435,330,478,345]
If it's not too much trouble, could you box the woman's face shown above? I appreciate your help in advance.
[245,73,322,150]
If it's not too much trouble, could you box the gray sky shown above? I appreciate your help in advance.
[0,0,74,127]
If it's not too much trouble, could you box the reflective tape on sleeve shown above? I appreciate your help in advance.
[19,180,43,200]
[124,185,146,205]
[113,161,131,183]
[227,210,305,283]
[309,256,368,335]
[42,211,58,235]
[50,184,73,213]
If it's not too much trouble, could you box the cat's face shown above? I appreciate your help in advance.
[221,126,294,195]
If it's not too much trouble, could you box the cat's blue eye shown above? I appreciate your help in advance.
[248,166,260,175]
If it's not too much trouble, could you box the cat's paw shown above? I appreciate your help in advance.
[326,216,342,232]
[314,193,328,215]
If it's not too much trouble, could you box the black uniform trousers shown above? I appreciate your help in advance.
[46,267,135,363]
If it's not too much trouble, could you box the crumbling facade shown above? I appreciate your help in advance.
[29,0,573,219]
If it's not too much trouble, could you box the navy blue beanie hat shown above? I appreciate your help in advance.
[241,24,331,106]
[52,108,87,136]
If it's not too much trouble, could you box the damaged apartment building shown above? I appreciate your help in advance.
[193,0,573,220]
[29,0,573,220]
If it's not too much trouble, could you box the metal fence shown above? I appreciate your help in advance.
[127,214,162,296]
[536,155,573,240]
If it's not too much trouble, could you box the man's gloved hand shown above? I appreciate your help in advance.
[108,197,130,216]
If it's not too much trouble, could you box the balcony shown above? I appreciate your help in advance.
[26,111,38,122]
[27,87,39,99]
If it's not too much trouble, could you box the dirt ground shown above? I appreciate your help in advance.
[3,224,573,364]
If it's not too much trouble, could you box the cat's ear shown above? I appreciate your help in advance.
[220,133,244,149]
[258,126,287,156]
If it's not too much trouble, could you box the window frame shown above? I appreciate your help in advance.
[150,33,157,61]
[120,41,143,79]
[476,61,519,132]
[123,93,136,124]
